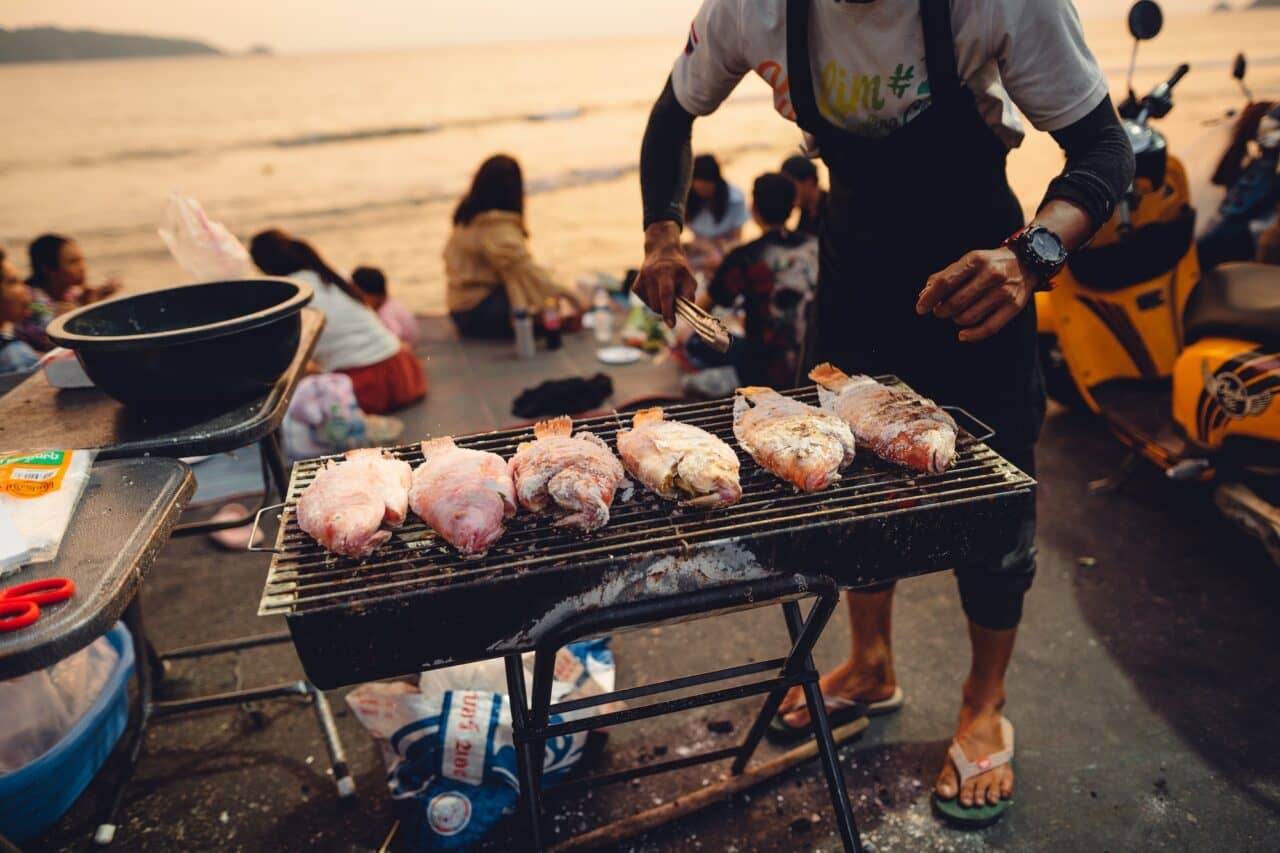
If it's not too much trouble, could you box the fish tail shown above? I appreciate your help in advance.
[419,436,457,462]
[633,406,665,426]
[534,415,573,439]
[808,363,850,391]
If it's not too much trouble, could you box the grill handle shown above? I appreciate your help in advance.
[941,405,995,444]
[248,503,287,553]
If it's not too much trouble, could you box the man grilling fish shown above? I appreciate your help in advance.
[633,0,1133,827]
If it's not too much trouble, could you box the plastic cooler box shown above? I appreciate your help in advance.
[0,623,135,843]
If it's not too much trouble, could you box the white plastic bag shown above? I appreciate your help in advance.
[0,450,96,577]
[0,634,119,773]
[157,193,254,282]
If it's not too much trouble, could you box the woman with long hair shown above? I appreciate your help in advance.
[250,228,425,413]
[444,154,579,338]
[683,154,749,275]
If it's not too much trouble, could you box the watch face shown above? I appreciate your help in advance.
[1030,229,1064,261]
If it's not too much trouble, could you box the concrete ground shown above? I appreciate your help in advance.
[29,320,1280,852]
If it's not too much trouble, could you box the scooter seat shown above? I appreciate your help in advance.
[1184,263,1280,349]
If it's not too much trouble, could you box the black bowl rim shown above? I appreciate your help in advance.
[46,277,313,352]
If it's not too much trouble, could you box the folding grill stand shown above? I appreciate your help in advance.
[94,434,354,846]
[503,573,864,852]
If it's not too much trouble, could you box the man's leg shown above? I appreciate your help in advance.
[776,585,899,726]
[934,621,1018,807]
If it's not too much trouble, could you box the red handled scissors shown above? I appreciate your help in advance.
[0,578,77,633]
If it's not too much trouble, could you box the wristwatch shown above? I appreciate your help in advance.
[1005,225,1068,286]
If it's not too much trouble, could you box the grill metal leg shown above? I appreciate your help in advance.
[308,683,355,798]
[732,590,839,775]
[506,654,548,852]
[784,599,863,853]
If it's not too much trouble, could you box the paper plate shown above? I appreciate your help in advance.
[597,346,642,365]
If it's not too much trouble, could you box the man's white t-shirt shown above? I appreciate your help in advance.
[672,0,1109,149]
[293,270,401,372]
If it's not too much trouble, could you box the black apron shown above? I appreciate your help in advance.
[788,0,1045,453]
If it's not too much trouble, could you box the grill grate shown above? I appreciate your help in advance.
[259,382,1034,620]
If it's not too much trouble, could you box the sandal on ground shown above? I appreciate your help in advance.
[932,716,1015,829]
[765,685,905,745]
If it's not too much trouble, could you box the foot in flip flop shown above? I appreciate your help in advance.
[933,705,1015,828]
[768,659,903,742]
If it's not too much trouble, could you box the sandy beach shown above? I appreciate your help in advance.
[3,10,1280,316]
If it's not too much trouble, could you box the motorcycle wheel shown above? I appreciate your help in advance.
[1038,334,1087,411]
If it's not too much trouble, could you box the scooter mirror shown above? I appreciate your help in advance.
[1233,52,1247,81]
[1128,1,1164,41]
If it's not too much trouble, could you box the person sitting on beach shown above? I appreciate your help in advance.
[444,154,580,339]
[780,155,827,239]
[18,233,121,351]
[353,265,418,346]
[250,229,426,413]
[683,153,749,275]
[692,172,818,388]
[0,249,40,375]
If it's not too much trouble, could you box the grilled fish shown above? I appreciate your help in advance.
[616,407,742,507]
[809,363,957,473]
[410,437,517,556]
[732,387,855,492]
[296,449,412,557]
[509,416,628,531]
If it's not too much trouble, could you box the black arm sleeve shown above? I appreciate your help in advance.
[1041,95,1136,233]
[641,75,696,229]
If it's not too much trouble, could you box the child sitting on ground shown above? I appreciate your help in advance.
[690,172,819,389]
[353,266,418,347]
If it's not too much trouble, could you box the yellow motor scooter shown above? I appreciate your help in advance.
[1036,1,1280,563]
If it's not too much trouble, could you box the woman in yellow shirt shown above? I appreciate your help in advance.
[444,154,579,338]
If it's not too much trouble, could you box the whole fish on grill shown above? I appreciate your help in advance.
[809,363,957,473]
[616,407,742,507]
[732,387,855,492]
[509,415,628,531]
[295,449,412,557]
[410,437,517,556]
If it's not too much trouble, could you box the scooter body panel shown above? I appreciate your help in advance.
[1174,338,1280,454]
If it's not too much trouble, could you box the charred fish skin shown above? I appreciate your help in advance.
[509,415,628,532]
[410,437,516,557]
[809,363,957,473]
[732,386,855,492]
[616,407,742,507]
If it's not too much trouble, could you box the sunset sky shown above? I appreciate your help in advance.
[4,0,1224,53]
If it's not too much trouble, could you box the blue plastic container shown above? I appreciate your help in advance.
[0,623,135,843]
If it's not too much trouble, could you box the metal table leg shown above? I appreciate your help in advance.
[94,597,153,846]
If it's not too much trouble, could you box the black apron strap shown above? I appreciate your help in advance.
[785,0,822,134]
[919,0,961,99]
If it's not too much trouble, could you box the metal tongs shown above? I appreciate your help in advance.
[675,297,731,353]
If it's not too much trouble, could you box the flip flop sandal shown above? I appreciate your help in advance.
[932,717,1015,829]
[765,686,905,745]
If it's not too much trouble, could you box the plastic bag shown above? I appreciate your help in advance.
[281,373,370,461]
[0,450,96,577]
[157,193,254,282]
[0,633,120,773]
[346,640,614,851]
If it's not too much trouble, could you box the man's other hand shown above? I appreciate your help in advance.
[916,247,1036,343]
[637,221,697,327]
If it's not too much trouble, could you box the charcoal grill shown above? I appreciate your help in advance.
[257,379,1034,852]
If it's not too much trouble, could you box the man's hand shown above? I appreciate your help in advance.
[636,221,697,327]
[915,247,1037,343]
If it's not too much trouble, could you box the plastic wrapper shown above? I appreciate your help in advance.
[157,193,255,282]
[0,450,96,577]
[0,634,120,774]
[346,640,614,851]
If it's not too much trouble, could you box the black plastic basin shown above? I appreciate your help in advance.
[46,278,313,408]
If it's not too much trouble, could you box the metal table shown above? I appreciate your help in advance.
[0,458,193,680]
[0,308,354,846]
